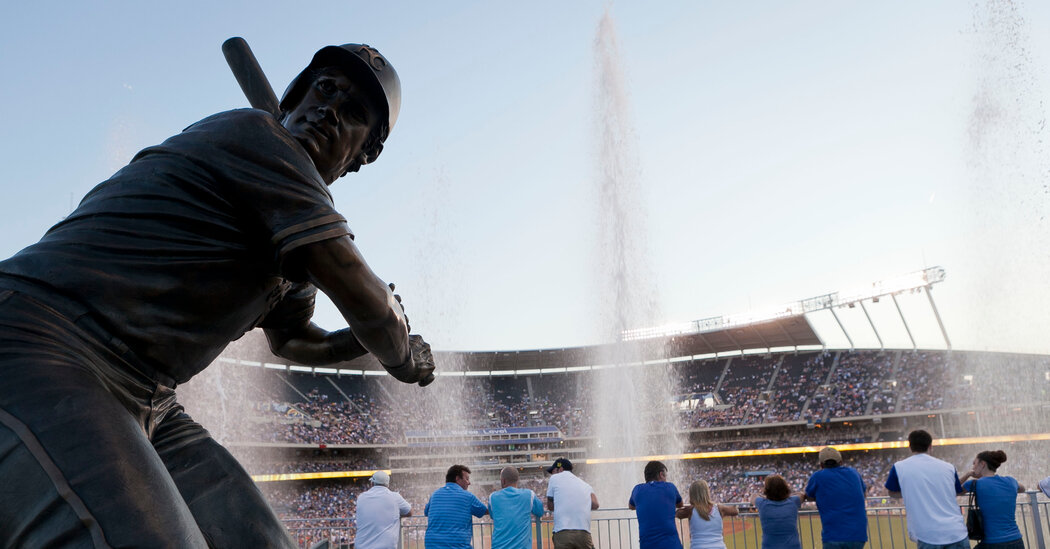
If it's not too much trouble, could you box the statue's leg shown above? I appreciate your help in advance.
[0,290,210,548]
[153,409,298,549]
[0,365,210,549]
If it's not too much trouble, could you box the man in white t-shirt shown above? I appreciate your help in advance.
[884,430,967,549]
[355,471,412,549]
[545,458,600,549]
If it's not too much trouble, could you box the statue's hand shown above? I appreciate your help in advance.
[383,334,436,387]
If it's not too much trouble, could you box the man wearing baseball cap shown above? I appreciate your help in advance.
[545,458,600,549]
[803,447,868,549]
[355,471,412,549]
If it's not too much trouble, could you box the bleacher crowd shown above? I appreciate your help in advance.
[173,348,1050,547]
[182,349,1050,447]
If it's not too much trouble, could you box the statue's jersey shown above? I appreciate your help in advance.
[0,109,350,383]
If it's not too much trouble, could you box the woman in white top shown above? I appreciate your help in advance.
[676,479,740,549]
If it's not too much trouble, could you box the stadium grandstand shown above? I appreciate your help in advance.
[177,267,1050,548]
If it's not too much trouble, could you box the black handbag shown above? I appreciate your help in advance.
[967,481,985,541]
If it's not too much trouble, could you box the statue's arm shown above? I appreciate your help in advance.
[281,235,433,386]
[264,322,368,366]
[259,280,369,365]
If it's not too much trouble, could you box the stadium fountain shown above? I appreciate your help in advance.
[947,0,1050,482]
[588,8,686,512]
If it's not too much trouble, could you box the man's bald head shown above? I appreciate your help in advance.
[500,466,520,488]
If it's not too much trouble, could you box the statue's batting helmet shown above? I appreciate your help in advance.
[280,44,401,143]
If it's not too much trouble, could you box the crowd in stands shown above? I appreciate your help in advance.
[246,457,379,476]
[897,351,950,412]
[676,451,900,504]
[180,348,1050,447]
[175,347,1050,548]
[757,352,834,423]
[816,352,895,418]
[262,482,362,548]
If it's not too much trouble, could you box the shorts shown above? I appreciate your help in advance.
[553,529,595,549]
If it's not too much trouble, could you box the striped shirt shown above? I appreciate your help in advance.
[425,483,488,548]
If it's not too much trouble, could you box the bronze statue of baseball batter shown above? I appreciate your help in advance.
[0,43,433,548]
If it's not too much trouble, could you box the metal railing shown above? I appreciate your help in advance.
[284,493,1050,549]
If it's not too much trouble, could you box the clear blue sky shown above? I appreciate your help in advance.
[3,1,1050,353]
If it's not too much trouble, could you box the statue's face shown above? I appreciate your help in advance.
[281,67,380,183]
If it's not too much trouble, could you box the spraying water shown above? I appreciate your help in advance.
[962,0,1050,350]
[590,8,686,512]
[960,0,1050,447]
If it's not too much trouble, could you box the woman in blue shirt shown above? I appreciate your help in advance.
[960,450,1027,549]
[752,475,802,549]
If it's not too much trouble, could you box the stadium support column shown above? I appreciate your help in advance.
[891,293,917,351]
[923,285,952,351]
[829,307,854,350]
[859,301,884,351]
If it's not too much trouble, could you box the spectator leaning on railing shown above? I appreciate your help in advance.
[425,465,488,549]
[753,474,802,549]
[802,447,868,549]
[546,458,600,549]
[959,450,1026,549]
[489,466,545,549]
[677,479,739,549]
[629,461,685,549]
[885,429,967,549]
[354,471,412,549]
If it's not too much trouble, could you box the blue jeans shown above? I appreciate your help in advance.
[823,542,866,549]
[918,538,971,549]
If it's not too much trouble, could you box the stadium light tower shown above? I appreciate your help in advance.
[802,267,951,351]
[828,267,950,351]
[622,267,950,352]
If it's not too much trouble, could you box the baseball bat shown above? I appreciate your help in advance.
[222,37,281,117]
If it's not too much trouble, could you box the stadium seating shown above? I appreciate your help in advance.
[175,347,1050,539]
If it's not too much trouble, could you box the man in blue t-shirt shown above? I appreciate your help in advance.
[628,461,684,549]
[803,447,868,549]
[425,464,489,548]
[489,466,545,549]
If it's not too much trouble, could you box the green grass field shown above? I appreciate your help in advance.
[717,514,919,549]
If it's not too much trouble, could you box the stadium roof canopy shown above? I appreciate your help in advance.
[225,267,947,376]
[323,314,822,374]
[442,314,822,372]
